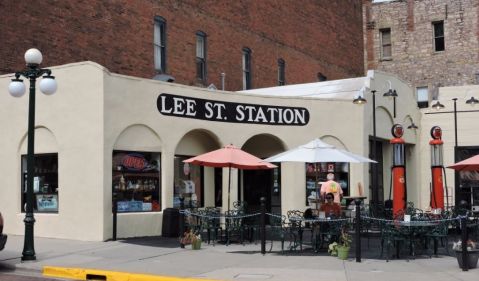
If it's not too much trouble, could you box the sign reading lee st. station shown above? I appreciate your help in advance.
[157,93,309,126]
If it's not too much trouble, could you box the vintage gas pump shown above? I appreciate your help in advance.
[429,126,446,212]
[391,124,407,215]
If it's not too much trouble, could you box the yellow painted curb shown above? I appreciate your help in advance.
[43,266,224,281]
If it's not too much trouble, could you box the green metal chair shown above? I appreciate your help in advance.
[242,209,261,244]
[202,207,223,246]
[287,210,305,250]
[269,214,288,255]
[317,213,345,250]
[225,210,245,246]
[424,216,450,257]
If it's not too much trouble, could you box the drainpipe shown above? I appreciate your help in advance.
[221,73,226,91]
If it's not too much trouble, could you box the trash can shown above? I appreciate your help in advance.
[162,208,180,237]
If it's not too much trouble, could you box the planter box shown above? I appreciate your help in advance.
[455,249,479,269]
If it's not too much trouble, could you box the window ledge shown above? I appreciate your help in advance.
[380,57,392,61]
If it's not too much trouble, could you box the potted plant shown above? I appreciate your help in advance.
[180,229,202,250]
[328,233,352,260]
[453,239,478,269]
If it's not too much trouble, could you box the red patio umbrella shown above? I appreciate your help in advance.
[183,144,277,210]
[447,154,479,171]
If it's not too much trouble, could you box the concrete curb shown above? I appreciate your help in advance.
[43,266,226,281]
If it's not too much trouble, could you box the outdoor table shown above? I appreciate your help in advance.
[388,221,439,257]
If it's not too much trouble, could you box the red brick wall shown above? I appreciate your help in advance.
[1,0,364,91]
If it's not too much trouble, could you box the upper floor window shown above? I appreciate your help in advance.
[242,47,251,90]
[417,86,429,108]
[154,16,166,71]
[278,59,285,86]
[380,28,392,59]
[196,31,206,81]
[433,21,445,52]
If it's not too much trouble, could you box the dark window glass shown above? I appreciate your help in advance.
[433,22,445,52]
[242,47,251,90]
[21,154,59,213]
[196,31,206,81]
[154,16,167,71]
[278,59,285,86]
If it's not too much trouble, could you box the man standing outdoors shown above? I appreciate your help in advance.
[320,173,343,204]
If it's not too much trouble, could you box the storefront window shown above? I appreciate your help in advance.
[21,153,59,213]
[112,151,161,212]
[174,156,204,208]
[305,162,349,206]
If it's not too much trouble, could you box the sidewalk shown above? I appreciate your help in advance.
[0,234,477,281]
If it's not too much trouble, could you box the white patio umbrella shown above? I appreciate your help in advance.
[261,138,376,204]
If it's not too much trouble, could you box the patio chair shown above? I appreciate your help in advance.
[242,209,261,244]
[317,213,345,250]
[287,210,305,250]
[380,223,410,262]
[225,210,245,246]
[269,213,288,255]
[346,215,372,251]
[424,216,450,257]
[203,207,223,246]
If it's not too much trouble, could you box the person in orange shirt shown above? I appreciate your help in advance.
[319,192,342,237]
[319,192,343,216]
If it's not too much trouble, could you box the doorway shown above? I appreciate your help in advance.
[242,165,281,215]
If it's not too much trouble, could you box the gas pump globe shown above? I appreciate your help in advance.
[430,126,444,167]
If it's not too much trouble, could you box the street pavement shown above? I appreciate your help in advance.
[0,233,478,281]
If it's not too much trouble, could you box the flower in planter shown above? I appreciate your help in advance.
[180,229,201,245]
[453,239,477,251]
[328,233,352,256]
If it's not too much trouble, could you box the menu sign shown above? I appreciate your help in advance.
[157,93,309,126]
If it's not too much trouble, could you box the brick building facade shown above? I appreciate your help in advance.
[363,0,479,104]
[1,0,364,91]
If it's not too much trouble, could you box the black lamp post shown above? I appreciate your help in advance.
[432,90,478,206]
[8,49,58,262]
[353,82,397,220]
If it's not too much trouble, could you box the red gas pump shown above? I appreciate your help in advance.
[391,124,406,216]
[429,126,445,212]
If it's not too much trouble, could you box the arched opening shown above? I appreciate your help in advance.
[174,129,222,208]
[241,134,286,214]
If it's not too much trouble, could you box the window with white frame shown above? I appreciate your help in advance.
[417,86,429,108]
[433,21,445,52]
[196,31,206,81]
[154,16,166,71]
[380,28,392,59]
[242,47,251,90]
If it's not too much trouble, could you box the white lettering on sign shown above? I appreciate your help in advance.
[157,94,309,126]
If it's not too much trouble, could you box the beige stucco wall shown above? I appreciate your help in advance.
[0,62,420,241]
[419,85,479,209]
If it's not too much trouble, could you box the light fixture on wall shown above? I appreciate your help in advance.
[8,48,58,262]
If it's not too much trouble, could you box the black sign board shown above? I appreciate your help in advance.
[157,93,309,126]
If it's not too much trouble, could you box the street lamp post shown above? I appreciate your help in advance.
[431,90,478,206]
[353,82,397,220]
[8,49,58,262]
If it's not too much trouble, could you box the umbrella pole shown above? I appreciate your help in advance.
[315,163,319,211]
[227,163,231,211]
